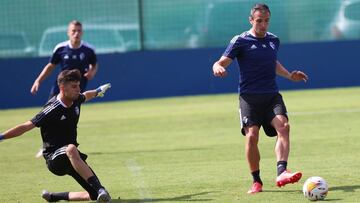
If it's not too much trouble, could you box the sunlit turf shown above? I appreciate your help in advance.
[1,87,360,202]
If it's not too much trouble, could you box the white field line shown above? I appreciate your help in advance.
[289,107,360,116]
[126,159,153,202]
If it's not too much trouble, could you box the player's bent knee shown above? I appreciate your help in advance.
[284,122,290,129]
[277,122,290,135]
[66,144,79,157]
[246,133,259,145]
[283,122,290,133]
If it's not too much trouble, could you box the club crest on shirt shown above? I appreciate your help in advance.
[75,107,80,115]
[64,54,69,60]
[269,41,275,50]
[80,53,85,60]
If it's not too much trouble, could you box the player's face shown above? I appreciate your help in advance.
[67,24,83,44]
[249,10,270,38]
[63,81,81,101]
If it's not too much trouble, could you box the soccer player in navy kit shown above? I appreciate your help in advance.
[212,3,308,194]
[1,70,111,202]
[31,20,98,98]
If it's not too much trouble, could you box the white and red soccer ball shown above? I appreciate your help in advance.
[303,176,328,201]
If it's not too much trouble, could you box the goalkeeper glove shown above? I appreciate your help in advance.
[96,83,111,97]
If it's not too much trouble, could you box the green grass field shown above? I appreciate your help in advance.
[1,87,360,202]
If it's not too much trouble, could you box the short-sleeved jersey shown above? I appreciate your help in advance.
[223,31,280,94]
[50,40,97,75]
[31,94,86,156]
[49,40,97,93]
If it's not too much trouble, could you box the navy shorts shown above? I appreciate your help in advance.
[239,93,288,137]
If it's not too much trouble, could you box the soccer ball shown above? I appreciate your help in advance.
[303,176,328,201]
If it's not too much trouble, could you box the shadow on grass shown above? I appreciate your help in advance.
[329,185,360,192]
[88,147,211,156]
[262,189,302,193]
[91,191,216,202]
[262,189,342,201]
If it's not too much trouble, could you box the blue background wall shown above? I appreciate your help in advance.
[1,40,359,109]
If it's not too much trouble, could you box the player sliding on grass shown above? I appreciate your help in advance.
[0,69,111,202]
[212,3,308,194]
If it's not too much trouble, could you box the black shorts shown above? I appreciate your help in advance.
[44,146,98,200]
[239,93,288,137]
[45,146,88,176]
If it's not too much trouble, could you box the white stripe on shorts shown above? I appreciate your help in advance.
[51,146,67,160]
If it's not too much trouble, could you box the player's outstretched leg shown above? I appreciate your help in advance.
[276,170,302,187]
[41,190,52,202]
[41,190,69,202]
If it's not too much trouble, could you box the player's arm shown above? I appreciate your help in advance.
[31,63,57,94]
[276,61,308,82]
[83,83,111,102]
[84,63,98,80]
[0,121,35,141]
[213,56,233,77]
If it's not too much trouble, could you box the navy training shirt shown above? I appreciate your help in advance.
[50,40,97,92]
[50,40,97,75]
[223,31,280,94]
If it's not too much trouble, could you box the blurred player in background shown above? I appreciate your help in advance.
[31,20,98,97]
[31,20,98,157]
[212,3,308,194]
[1,70,111,202]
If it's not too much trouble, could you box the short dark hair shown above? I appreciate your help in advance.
[57,69,81,86]
[250,3,271,18]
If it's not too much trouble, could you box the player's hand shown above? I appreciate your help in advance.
[290,70,308,82]
[96,83,111,97]
[213,66,228,77]
[31,81,40,95]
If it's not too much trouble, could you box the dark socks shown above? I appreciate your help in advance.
[87,175,104,193]
[251,170,263,185]
[49,192,69,202]
[277,161,287,176]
